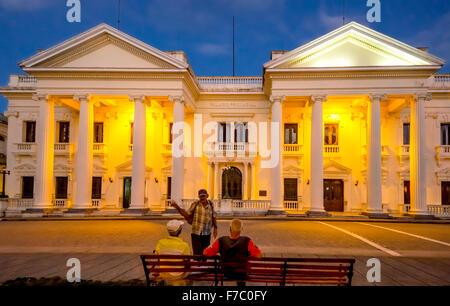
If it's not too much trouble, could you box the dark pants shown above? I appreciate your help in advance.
[191,233,211,256]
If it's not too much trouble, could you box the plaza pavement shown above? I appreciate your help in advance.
[0,219,449,286]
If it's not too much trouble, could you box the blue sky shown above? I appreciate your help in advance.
[1,0,449,113]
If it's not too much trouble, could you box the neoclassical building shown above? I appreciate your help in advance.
[0,22,449,217]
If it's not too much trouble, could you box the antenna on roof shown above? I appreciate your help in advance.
[233,16,235,76]
[117,0,121,30]
[342,0,346,25]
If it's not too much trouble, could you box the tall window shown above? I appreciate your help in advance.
[441,124,450,145]
[169,123,173,144]
[58,122,70,143]
[55,177,68,199]
[24,121,36,143]
[324,124,338,145]
[284,124,298,144]
[404,181,410,205]
[167,177,172,199]
[403,123,410,145]
[284,178,298,201]
[235,123,248,143]
[92,177,102,199]
[94,122,104,143]
[21,176,34,199]
[218,123,231,143]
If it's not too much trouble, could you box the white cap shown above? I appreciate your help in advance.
[167,219,184,232]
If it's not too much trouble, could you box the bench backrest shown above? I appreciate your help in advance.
[140,255,355,286]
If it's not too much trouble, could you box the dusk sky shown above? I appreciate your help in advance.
[0,0,449,113]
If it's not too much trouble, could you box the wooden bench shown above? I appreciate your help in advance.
[140,255,355,286]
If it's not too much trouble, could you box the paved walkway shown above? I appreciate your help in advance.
[0,220,449,285]
[1,253,449,286]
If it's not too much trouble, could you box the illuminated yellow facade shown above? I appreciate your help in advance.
[1,22,449,217]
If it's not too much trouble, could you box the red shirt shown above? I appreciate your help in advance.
[203,236,262,258]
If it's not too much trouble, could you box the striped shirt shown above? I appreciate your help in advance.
[188,200,216,235]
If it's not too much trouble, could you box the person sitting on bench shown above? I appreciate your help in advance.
[154,219,190,286]
[203,219,262,285]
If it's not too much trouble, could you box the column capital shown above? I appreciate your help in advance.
[73,94,90,102]
[369,94,387,102]
[310,95,327,103]
[414,92,432,102]
[4,111,19,118]
[169,95,185,104]
[129,95,146,103]
[32,93,49,102]
[269,95,285,105]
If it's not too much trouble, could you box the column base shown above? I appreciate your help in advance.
[361,211,393,219]
[164,208,178,214]
[24,208,54,215]
[406,213,436,220]
[66,208,96,214]
[266,209,287,216]
[306,210,330,217]
[120,208,150,215]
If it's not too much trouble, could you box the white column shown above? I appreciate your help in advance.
[243,162,248,200]
[308,95,327,215]
[269,95,284,213]
[73,95,93,209]
[214,162,220,199]
[410,93,431,216]
[250,162,255,200]
[130,95,147,209]
[207,162,212,195]
[33,94,54,209]
[171,96,185,204]
[366,94,386,215]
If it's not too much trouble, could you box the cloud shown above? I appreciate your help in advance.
[0,0,52,11]
[409,11,450,65]
[196,43,229,56]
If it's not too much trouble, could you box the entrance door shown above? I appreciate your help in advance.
[442,182,450,205]
[222,167,242,200]
[404,181,410,205]
[123,177,132,208]
[324,179,344,212]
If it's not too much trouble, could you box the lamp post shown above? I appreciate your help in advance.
[0,170,10,198]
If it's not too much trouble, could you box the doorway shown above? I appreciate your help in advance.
[221,167,242,200]
[324,179,344,212]
[123,176,132,208]
[442,182,450,205]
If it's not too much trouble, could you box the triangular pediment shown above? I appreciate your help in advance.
[265,22,444,69]
[283,165,302,175]
[116,160,152,172]
[324,160,352,174]
[20,24,187,70]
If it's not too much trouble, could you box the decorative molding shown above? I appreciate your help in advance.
[128,95,146,103]
[210,113,255,118]
[414,92,432,102]
[436,167,450,184]
[4,111,18,118]
[369,94,387,102]
[73,94,90,102]
[310,95,327,103]
[38,33,175,69]
[269,95,285,104]
[168,95,185,104]
[32,93,48,102]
